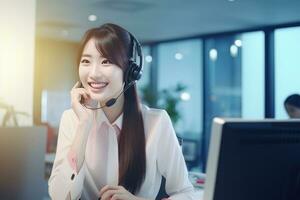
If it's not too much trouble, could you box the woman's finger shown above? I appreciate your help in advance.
[74,88,91,98]
[79,90,89,99]
[99,185,120,197]
[72,90,88,102]
[72,81,80,89]
[72,88,90,100]
[101,189,121,200]
[111,193,126,200]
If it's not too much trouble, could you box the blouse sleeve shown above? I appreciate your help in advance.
[48,110,85,200]
[157,110,198,200]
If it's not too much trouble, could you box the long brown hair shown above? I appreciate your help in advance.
[77,23,146,194]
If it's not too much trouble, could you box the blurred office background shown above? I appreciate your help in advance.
[1,0,300,198]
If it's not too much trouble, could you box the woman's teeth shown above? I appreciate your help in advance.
[89,82,108,89]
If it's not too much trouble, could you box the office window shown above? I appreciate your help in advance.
[157,39,203,142]
[241,31,265,118]
[137,46,151,100]
[275,27,300,118]
[203,31,264,169]
[137,46,151,89]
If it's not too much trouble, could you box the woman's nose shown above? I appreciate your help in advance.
[89,63,103,78]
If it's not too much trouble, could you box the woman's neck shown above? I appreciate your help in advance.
[101,94,124,124]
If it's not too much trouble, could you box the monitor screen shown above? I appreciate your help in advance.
[0,127,47,199]
[204,118,300,200]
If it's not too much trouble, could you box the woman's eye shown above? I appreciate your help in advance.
[80,59,90,64]
[102,59,111,65]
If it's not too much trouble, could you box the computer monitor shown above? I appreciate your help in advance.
[0,126,47,199]
[204,118,300,200]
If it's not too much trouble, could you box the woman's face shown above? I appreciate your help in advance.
[79,38,124,104]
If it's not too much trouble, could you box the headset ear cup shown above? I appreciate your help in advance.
[126,60,142,83]
[125,60,134,83]
[132,63,142,81]
[124,67,130,84]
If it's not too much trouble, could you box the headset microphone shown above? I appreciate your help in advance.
[83,81,135,110]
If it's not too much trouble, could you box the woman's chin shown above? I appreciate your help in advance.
[89,93,107,103]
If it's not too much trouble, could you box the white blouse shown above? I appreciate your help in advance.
[48,104,198,200]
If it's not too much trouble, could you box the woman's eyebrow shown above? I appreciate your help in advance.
[81,54,92,58]
[81,54,105,59]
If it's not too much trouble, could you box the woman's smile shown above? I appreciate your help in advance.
[88,81,109,92]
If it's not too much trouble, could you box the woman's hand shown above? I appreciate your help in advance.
[70,81,96,122]
[99,185,146,200]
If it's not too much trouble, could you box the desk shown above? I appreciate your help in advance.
[195,188,204,199]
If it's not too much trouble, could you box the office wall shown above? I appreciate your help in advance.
[0,0,36,126]
[34,38,79,125]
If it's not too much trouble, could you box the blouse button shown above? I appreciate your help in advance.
[71,173,75,180]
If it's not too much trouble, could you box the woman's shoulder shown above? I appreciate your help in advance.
[60,108,78,125]
[62,108,76,118]
[140,105,174,141]
[141,104,170,122]
[57,109,78,140]
[141,104,164,115]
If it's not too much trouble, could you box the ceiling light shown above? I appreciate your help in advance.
[175,53,183,60]
[145,55,152,63]
[234,39,242,47]
[180,92,191,101]
[88,15,97,22]
[209,49,218,61]
[230,45,238,57]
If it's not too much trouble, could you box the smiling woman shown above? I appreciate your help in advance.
[48,23,198,200]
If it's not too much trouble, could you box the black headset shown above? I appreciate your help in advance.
[124,32,144,85]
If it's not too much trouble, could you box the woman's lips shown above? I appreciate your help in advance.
[88,82,108,92]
